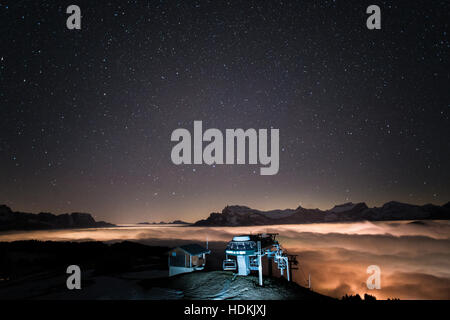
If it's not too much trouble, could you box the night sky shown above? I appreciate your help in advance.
[0,1,449,223]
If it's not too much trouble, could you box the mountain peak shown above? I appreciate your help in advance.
[0,205,115,231]
[328,202,368,213]
[195,200,449,226]
[0,204,12,214]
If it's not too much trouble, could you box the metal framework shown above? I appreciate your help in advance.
[222,233,295,286]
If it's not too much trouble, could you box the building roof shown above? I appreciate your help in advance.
[177,244,210,256]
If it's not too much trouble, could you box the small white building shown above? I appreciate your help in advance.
[168,244,210,277]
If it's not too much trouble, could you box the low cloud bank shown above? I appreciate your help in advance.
[0,220,448,299]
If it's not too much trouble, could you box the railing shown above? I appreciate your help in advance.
[226,241,256,251]
[223,259,237,270]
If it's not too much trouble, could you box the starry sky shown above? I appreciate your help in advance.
[0,0,449,223]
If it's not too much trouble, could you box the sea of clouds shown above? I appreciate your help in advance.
[1,220,449,299]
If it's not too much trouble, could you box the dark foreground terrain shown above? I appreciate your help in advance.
[140,271,331,300]
[0,240,330,300]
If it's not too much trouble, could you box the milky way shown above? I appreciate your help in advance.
[0,1,449,222]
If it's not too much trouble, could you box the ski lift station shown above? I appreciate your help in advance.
[168,234,299,287]
[223,233,296,285]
